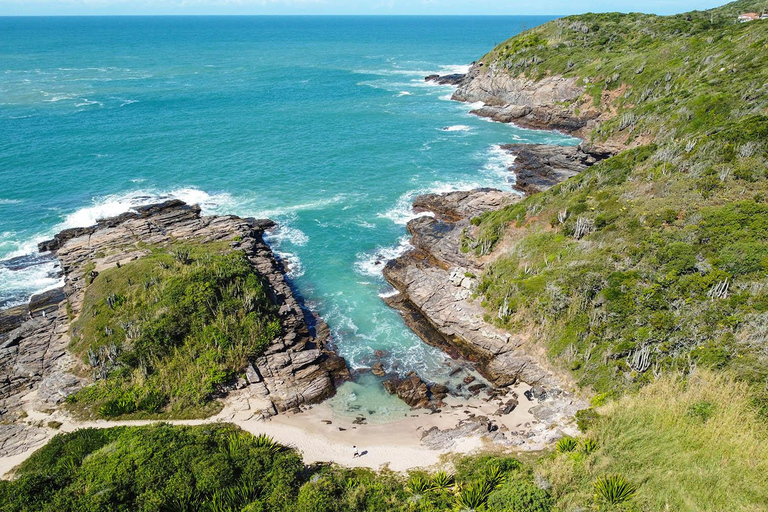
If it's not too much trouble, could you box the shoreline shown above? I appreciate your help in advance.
[1,379,576,478]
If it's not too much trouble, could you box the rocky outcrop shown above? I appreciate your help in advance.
[452,63,604,137]
[382,372,449,409]
[425,73,467,86]
[1,200,346,443]
[502,143,612,195]
[384,189,566,388]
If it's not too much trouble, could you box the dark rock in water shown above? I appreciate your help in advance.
[431,383,449,401]
[381,372,450,409]
[463,375,476,385]
[373,349,388,358]
[425,73,467,86]
[371,362,386,377]
[468,383,487,394]
[498,144,611,196]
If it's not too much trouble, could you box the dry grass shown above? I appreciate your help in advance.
[544,369,768,511]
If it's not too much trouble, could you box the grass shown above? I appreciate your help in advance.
[464,1,768,395]
[3,372,765,511]
[66,241,281,419]
[543,370,768,511]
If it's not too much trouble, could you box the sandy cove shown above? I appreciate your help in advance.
[1,379,580,478]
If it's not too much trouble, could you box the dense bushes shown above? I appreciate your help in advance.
[67,243,281,418]
[0,425,548,512]
[0,424,304,512]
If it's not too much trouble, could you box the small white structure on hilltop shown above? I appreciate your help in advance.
[738,12,760,22]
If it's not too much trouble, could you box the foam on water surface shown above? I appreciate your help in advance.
[0,15,573,422]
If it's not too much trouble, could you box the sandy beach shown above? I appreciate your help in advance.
[0,380,574,478]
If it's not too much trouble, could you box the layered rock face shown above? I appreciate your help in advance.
[451,63,601,137]
[502,143,611,195]
[0,200,345,432]
[384,189,559,388]
[383,189,586,426]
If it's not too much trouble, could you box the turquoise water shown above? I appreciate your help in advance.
[0,16,578,419]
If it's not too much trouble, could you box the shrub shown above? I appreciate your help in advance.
[576,408,600,431]
[407,474,431,495]
[556,437,578,453]
[487,479,554,512]
[430,471,454,491]
[593,474,638,505]
[455,480,494,510]
[580,438,598,454]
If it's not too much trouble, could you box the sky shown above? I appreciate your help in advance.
[0,0,731,16]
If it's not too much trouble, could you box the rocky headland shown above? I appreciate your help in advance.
[0,200,346,458]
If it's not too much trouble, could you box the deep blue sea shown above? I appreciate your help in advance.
[0,16,578,419]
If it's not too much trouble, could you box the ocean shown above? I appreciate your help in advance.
[0,16,578,420]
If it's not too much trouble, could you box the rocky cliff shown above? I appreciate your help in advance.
[384,190,563,388]
[0,200,345,455]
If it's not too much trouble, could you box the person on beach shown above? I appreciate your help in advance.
[353,445,359,458]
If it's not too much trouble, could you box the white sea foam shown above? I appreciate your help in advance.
[481,144,519,186]
[264,225,309,247]
[439,94,454,101]
[275,250,305,278]
[441,125,471,132]
[58,188,231,232]
[74,98,103,108]
[252,194,346,218]
[355,220,376,229]
[0,199,22,205]
[439,64,471,75]
[396,91,413,97]
[0,259,61,309]
[378,288,400,299]
[378,181,483,226]
[354,236,412,278]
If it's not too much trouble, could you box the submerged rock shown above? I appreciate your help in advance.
[425,73,467,86]
[381,372,448,409]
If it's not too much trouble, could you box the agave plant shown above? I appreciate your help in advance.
[482,465,506,489]
[580,438,598,454]
[253,433,281,454]
[593,474,638,505]
[556,436,578,453]
[455,480,494,510]
[407,474,432,495]
[430,470,455,491]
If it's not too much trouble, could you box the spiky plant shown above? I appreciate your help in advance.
[483,465,506,489]
[455,480,494,510]
[593,474,638,505]
[556,436,578,453]
[430,470,455,491]
[253,433,281,454]
[407,474,431,495]
[580,438,598,454]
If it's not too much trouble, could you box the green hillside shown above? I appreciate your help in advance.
[468,0,768,396]
[66,242,281,419]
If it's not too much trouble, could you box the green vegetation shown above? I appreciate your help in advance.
[66,243,281,419]
[466,0,768,395]
[5,372,764,511]
[0,424,304,512]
